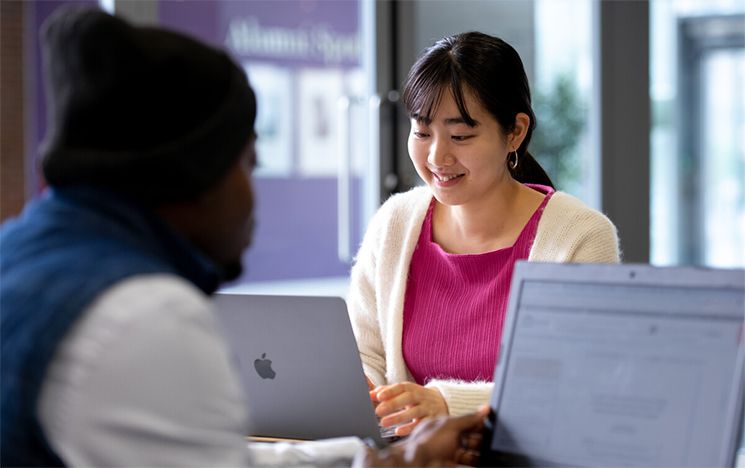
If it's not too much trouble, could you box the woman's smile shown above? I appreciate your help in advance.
[432,171,466,186]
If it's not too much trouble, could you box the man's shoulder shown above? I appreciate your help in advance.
[64,274,215,349]
[39,273,249,467]
[93,274,211,322]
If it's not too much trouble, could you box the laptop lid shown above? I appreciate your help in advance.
[212,293,386,446]
[487,262,745,467]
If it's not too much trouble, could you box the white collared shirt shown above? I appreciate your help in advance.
[38,275,253,467]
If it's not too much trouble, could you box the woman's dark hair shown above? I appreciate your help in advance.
[402,31,554,188]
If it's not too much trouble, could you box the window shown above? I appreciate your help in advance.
[534,0,596,204]
[650,0,745,267]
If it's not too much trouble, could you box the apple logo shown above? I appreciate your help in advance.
[254,353,276,379]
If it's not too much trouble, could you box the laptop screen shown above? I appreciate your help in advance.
[489,264,745,467]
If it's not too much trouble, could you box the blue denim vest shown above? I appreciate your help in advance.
[0,187,221,466]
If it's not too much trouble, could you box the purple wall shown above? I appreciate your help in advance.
[28,1,363,283]
[236,176,363,283]
[160,0,360,67]
[159,1,364,283]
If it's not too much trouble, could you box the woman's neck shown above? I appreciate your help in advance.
[433,179,544,254]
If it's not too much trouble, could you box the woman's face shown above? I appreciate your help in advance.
[408,87,513,207]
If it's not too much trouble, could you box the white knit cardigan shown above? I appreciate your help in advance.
[347,186,621,416]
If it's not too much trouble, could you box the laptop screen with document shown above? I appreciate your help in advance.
[487,262,745,467]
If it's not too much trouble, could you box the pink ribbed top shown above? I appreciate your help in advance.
[402,184,554,384]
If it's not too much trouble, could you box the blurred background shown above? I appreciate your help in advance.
[1,0,743,296]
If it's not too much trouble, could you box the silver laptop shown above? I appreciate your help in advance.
[485,262,745,467]
[212,293,387,446]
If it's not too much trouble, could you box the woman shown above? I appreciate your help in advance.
[347,31,620,437]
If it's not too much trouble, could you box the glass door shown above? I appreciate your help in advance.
[158,1,377,296]
[650,1,745,267]
[699,47,745,267]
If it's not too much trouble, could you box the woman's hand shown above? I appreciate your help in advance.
[365,376,376,391]
[371,382,449,436]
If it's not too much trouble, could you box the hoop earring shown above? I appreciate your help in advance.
[509,150,519,170]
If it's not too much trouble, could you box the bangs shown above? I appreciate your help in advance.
[402,56,478,127]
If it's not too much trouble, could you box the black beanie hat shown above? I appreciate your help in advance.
[40,7,257,203]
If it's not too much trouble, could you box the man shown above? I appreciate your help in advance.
[0,7,486,467]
